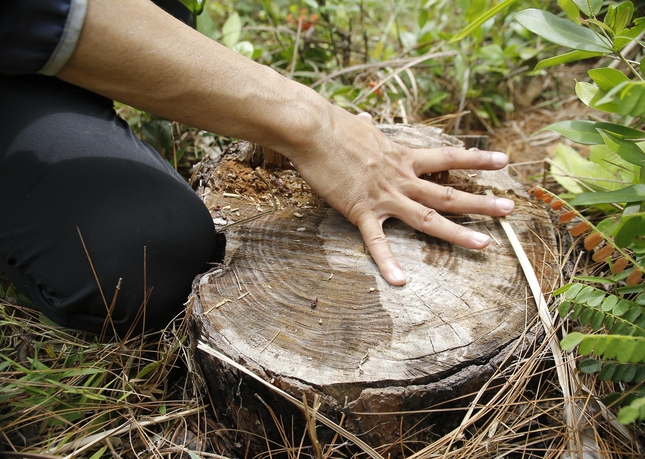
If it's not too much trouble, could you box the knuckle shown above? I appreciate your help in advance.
[365,231,389,246]
[442,186,457,204]
[441,147,459,162]
[419,207,439,227]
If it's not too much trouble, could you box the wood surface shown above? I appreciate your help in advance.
[189,124,560,452]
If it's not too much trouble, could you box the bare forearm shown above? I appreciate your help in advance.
[56,0,328,158]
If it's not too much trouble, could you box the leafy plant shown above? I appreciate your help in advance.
[515,0,645,423]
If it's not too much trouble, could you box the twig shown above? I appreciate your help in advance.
[260,330,281,354]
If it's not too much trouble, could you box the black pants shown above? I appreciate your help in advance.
[0,74,218,336]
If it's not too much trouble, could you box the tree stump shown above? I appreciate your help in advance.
[189,124,559,455]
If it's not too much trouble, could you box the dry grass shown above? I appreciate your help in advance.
[2,247,644,459]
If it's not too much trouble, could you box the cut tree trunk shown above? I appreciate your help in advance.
[189,124,559,456]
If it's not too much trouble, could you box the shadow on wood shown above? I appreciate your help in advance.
[189,124,560,457]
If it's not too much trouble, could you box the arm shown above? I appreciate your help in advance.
[56,0,515,285]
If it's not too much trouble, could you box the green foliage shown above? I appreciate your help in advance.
[516,0,645,424]
[0,301,196,456]
[190,0,551,129]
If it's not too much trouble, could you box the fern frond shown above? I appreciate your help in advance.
[529,187,645,286]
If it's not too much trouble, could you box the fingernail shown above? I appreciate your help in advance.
[391,267,406,284]
[491,152,508,168]
[472,232,490,246]
[497,198,515,214]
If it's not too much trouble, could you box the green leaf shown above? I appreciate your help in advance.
[561,332,584,351]
[631,342,645,362]
[617,339,637,362]
[179,0,205,15]
[598,130,645,168]
[615,18,645,50]
[572,0,602,16]
[631,86,645,117]
[578,358,602,373]
[611,1,635,34]
[614,299,633,316]
[636,365,645,381]
[570,184,645,206]
[614,363,637,382]
[615,214,645,248]
[565,282,585,299]
[576,81,620,113]
[135,360,161,380]
[559,300,573,317]
[558,0,581,21]
[89,445,109,459]
[623,305,644,323]
[617,405,640,424]
[619,285,645,294]
[599,363,617,380]
[612,319,628,335]
[554,283,576,296]
[222,12,242,48]
[580,306,595,325]
[617,84,643,117]
[588,68,630,92]
[534,50,603,70]
[514,9,612,53]
[602,295,620,312]
[577,285,595,303]
[587,289,606,306]
[451,0,519,42]
[541,120,645,145]
[233,41,254,58]
[591,310,605,330]
[579,336,596,354]
[604,336,624,359]
[593,335,609,355]
[418,9,429,29]
[574,275,617,284]
[551,143,606,194]
[196,7,220,40]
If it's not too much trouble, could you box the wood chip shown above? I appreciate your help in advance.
[212,298,232,311]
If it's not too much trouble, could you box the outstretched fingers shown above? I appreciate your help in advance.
[356,199,495,286]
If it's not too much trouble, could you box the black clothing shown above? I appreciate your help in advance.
[0,74,218,336]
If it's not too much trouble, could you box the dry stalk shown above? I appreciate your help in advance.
[302,393,323,459]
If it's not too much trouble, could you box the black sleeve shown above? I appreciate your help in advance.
[0,0,87,75]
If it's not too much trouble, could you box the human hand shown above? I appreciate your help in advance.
[287,109,515,286]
